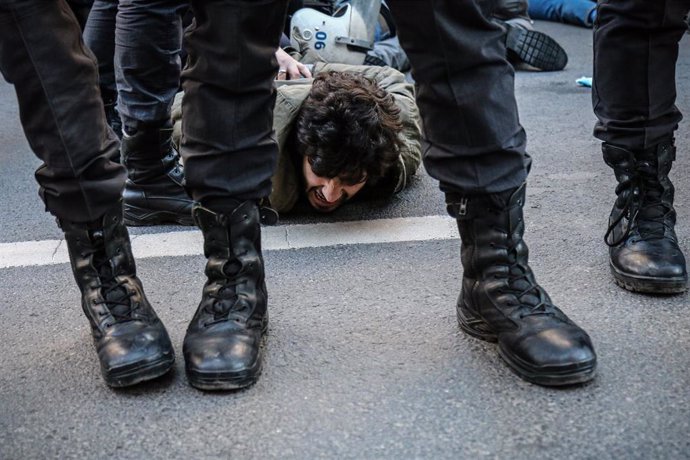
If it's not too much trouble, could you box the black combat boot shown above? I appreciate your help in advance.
[121,122,195,226]
[59,201,175,387]
[603,140,687,293]
[449,183,596,386]
[183,201,268,390]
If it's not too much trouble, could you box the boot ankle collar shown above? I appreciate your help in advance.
[446,196,470,218]
[602,143,635,169]
[57,199,124,231]
[603,139,676,167]
[193,201,261,228]
[446,183,526,219]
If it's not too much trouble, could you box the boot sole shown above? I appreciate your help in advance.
[497,347,596,386]
[457,303,596,387]
[103,352,175,388]
[505,24,567,71]
[610,263,687,294]
[124,204,194,227]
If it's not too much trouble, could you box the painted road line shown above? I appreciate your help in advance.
[0,215,459,269]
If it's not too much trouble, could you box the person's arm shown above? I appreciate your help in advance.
[275,47,312,80]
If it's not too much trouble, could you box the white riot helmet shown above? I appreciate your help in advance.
[290,0,382,65]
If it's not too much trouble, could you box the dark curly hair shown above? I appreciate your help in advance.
[295,71,403,185]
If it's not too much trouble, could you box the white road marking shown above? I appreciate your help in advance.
[0,215,459,269]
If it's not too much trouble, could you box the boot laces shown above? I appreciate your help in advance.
[492,239,554,318]
[85,245,137,323]
[605,160,671,247]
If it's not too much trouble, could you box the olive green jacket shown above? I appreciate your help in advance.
[172,62,422,213]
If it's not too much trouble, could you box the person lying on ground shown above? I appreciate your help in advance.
[172,62,422,214]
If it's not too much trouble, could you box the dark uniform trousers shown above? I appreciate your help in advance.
[593,0,690,149]
[83,0,188,127]
[388,0,532,195]
[1,0,534,224]
[0,0,123,222]
[0,0,289,221]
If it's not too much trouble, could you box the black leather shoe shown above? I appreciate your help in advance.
[504,21,568,71]
[493,0,529,21]
[59,201,175,387]
[448,184,596,386]
[121,123,194,226]
[603,141,687,293]
[183,201,268,390]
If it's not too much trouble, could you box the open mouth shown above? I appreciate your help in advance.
[314,188,331,204]
[309,188,342,211]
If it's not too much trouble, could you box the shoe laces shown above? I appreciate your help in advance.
[491,239,554,318]
[85,244,136,323]
[605,160,672,247]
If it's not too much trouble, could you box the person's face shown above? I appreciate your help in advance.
[302,156,367,213]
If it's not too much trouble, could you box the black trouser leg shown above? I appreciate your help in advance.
[593,0,690,149]
[0,0,123,222]
[115,0,187,127]
[387,0,530,194]
[83,0,118,95]
[66,0,94,30]
[180,0,289,204]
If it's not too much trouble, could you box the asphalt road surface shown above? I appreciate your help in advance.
[1,22,689,459]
